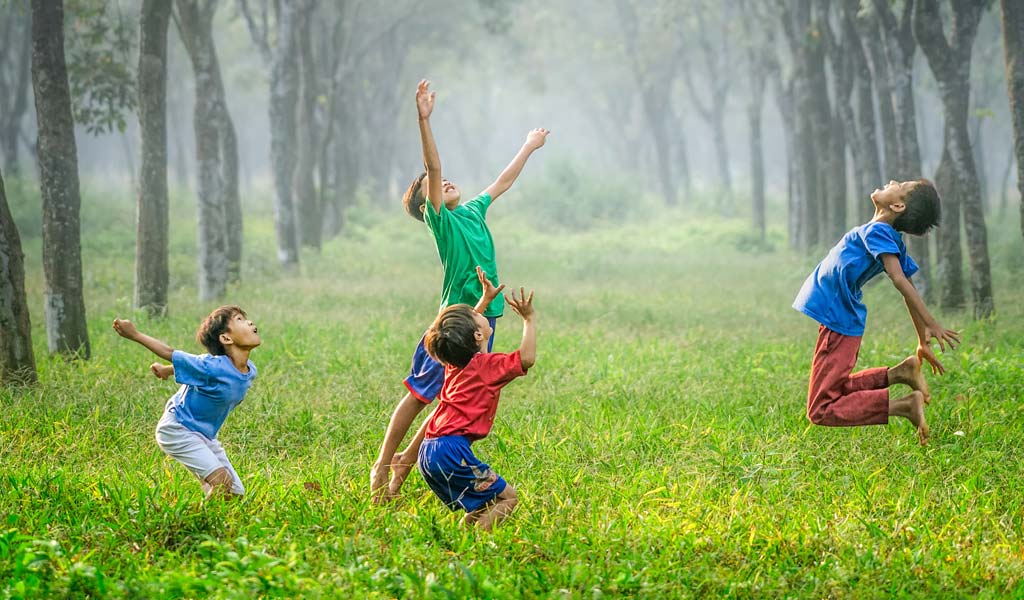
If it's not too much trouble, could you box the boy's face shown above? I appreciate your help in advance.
[222,312,261,350]
[870,180,911,213]
[421,175,461,211]
[471,311,492,351]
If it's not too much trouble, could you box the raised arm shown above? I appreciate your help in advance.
[505,288,537,369]
[482,128,549,203]
[416,80,443,215]
[473,266,505,314]
[881,254,960,374]
[112,318,174,361]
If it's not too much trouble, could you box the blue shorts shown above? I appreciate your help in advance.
[404,316,497,403]
[418,435,507,513]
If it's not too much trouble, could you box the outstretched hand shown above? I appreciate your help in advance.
[924,324,960,353]
[916,343,945,375]
[525,128,549,150]
[416,79,435,120]
[476,266,505,303]
[150,363,173,380]
[505,287,535,321]
[112,318,139,340]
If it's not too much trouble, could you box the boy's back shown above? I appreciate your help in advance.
[424,193,503,317]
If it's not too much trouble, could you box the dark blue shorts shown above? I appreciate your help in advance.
[418,435,507,513]
[404,316,497,403]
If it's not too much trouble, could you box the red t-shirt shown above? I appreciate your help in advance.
[424,350,528,441]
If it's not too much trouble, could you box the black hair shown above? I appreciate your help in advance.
[424,304,480,368]
[893,179,941,235]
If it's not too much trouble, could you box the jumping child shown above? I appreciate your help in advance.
[793,179,960,444]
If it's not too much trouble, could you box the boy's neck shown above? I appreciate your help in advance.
[870,207,898,225]
[224,346,251,373]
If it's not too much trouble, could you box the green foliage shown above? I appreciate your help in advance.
[65,0,137,135]
[510,157,661,232]
[1,183,1023,597]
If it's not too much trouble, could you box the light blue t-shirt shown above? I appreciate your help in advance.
[793,222,919,337]
[165,350,257,439]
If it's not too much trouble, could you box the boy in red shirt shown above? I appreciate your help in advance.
[418,286,537,531]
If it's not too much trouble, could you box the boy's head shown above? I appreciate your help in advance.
[402,172,461,221]
[196,305,260,355]
[424,304,491,368]
[871,179,941,235]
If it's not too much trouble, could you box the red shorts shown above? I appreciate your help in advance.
[806,325,889,427]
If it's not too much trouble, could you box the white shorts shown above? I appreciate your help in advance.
[155,409,245,495]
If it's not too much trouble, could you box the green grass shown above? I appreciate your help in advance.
[2,180,1023,598]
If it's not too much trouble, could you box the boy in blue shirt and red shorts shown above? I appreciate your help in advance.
[793,179,960,445]
[113,306,260,498]
[419,284,536,531]
[370,79,548,501]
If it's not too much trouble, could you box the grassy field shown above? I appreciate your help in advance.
[2,179,1023,598]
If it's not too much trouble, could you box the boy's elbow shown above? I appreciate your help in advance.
[520,353,536,370]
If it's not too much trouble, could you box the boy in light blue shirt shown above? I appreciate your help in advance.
[114,305,260,498]
[793,179,959,444]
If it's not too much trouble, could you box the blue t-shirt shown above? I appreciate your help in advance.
[165,350,257,439]
[793,222,919,336]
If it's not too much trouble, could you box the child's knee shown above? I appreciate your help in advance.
[499,485,518,507]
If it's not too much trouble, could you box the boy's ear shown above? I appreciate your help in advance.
[891,200,907,214]
[420,203,426,213]
[219,332,234,347]
[474,329,485,342]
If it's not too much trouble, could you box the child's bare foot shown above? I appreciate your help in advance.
[388,453,416,497]
[890,390,929,446]
[889,355,930,404]
[370,462,390,504]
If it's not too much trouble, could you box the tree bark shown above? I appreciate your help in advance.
[269,0,301,268]
[175,0,229,301]
[1,13,32,174]
[0,168,36,385]
[294,0,321,250]
[914,0,994,319]
[1002,0,1024,243]
[135,0,171,316]
[31,0,90,359]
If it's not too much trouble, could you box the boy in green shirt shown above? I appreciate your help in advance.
[370,79,548,501]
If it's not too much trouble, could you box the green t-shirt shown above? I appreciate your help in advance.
[423,193,503,317]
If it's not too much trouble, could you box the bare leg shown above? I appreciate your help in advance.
[388,409,434,497]
[888,355,930,403]
[371,393,427,502]
[464,485,518,532]
[888,390,929,445]
[202,467,237,500]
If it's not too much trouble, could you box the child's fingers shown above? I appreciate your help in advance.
[494,283,506,294]
[527,289,534,304]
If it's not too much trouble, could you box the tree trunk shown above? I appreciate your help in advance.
[860,17,899,181]
[771,70,800,249]
[135,0,171,316]
[175,0,229,301]
[269,0,301,268]
[932,149,966,310]
[847,1,882,222]
[1002,0,1024,243]
[31,0,90,359]
[915,0,994,318]
[293,0,321,250]
[748,73,767,240]
[0,168,36,385]
[215,77,241,283]
[1,14,32,174]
